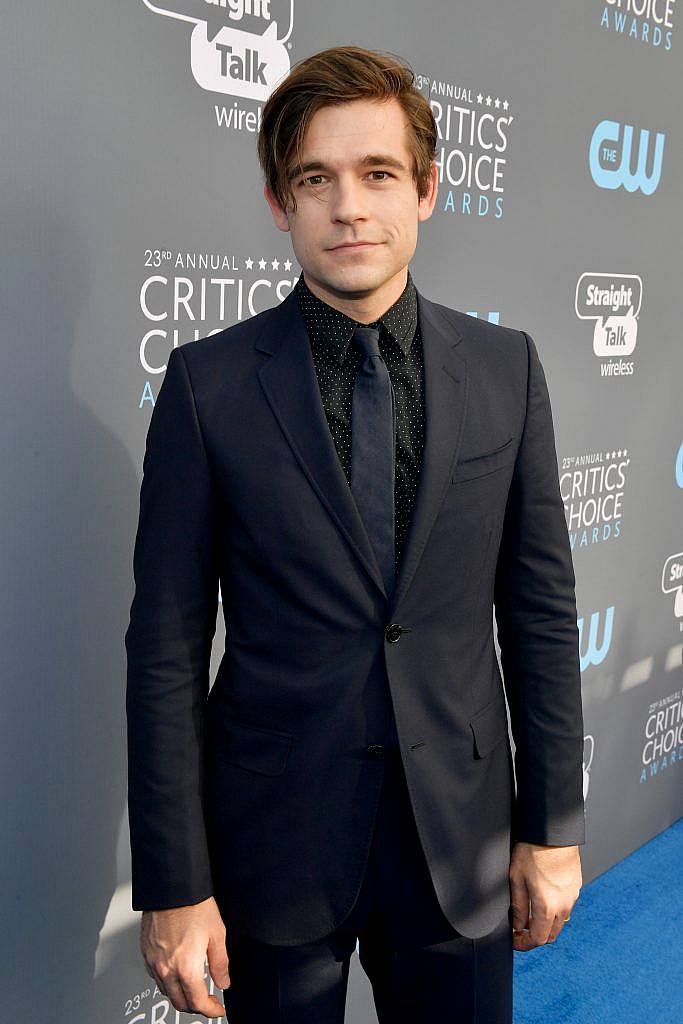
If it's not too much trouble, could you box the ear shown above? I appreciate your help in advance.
[264,183,291,232]
[417,161,439,222]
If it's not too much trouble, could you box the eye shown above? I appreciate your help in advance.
[299,170,395,187]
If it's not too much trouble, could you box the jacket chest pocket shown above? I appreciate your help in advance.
[452,435,516,484]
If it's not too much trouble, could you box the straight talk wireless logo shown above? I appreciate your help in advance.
[575,272,643,377]
[142,0,294,129]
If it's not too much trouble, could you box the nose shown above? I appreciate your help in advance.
[328,174,371,224]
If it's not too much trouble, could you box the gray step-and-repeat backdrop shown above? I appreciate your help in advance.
[1,1,681,1020]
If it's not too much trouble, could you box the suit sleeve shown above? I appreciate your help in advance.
[125,345,220,910]
[493,330,586,847]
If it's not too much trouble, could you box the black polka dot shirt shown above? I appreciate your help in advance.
[294,270,425,580]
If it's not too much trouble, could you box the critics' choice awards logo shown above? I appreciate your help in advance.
[414,75,514,222]
[560,447,630,549]
[142,0,293,103]
[137,248,296,408]
[589,119,665,194]
[641,691,683,783]
[575,272,642,377]
[599,0,676,52]
[662,552,683,626]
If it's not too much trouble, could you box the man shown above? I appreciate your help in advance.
[125,45,585,1023]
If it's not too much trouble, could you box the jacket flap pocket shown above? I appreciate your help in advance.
[469,698,509,759]
[452,435,515,483]
[214,718,293,776]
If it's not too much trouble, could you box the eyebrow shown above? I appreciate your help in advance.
[287,153,409,181]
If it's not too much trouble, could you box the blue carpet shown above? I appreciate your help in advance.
[513,817,683,1023]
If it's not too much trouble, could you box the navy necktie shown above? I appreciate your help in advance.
[350,326,396,600]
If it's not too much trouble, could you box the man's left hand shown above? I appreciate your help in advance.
[509,841,583,951]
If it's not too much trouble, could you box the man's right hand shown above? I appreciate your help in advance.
[140,896,230,1018]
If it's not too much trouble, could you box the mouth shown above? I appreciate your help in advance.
[328,242,380,252]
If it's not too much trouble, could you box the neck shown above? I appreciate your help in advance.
[301,268,409,323]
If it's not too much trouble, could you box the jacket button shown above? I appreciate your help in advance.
[365,744,385,757]
[385,623,402,643]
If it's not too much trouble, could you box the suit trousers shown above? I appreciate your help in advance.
[220,747,513,1023]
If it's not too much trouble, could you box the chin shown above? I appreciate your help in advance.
[324,264,388,291]
[333,277,383,297]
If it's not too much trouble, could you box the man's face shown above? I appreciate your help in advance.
[264,97,438,300]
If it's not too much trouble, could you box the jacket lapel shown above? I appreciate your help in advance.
[255,284,469,613]
[256,287,389,599]
[388,290,469,618]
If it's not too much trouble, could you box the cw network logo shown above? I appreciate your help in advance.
[589,119,665,194]
[579,605,614,672]
[142,0,293,100]
[675,442,683,489]
[583,735,594,801]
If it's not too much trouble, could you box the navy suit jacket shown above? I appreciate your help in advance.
[125,282,586,944]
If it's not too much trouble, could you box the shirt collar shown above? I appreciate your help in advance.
[295,269,418,365]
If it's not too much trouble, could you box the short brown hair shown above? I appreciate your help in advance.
[257,45,438,215]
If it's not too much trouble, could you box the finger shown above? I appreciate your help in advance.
[512,912,546,950]
[528,908,554,946]
[189,993,227,1018]
[208,930,231,989]
[512,933,532,952]
[148,965,169,1000]
[509,876,530,932]
[512,925,538,952]
[547,908,572,943]
[162,974,190,1013]
[177,973,227,1019]
[513,922,554,951]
